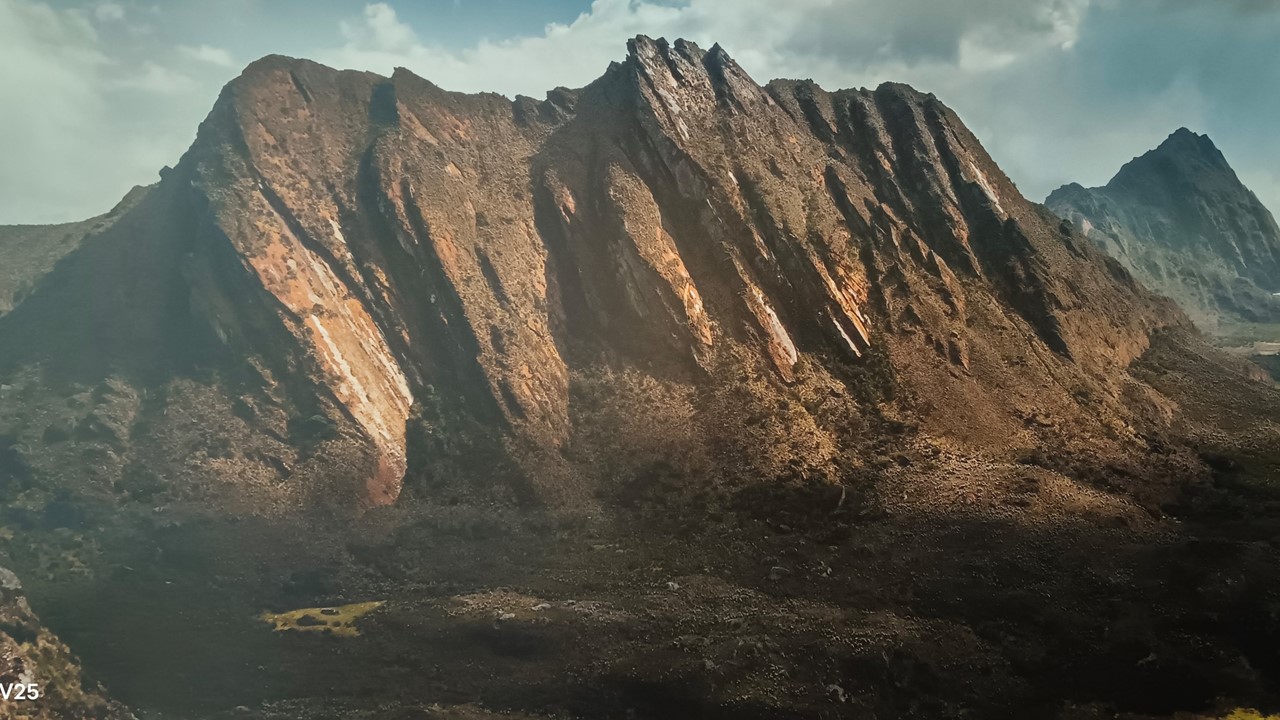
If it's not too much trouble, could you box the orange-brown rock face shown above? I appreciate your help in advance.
[181,58,573,504]
[0,38,1186,507]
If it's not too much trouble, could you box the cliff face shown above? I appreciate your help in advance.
[0,38,1185,509]
[1047,128,1280,330]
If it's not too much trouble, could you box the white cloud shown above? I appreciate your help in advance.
[0,0,224,223]
[322,0,1091,98]
[339,3,419,54]
[93,1,124,23]
[1,0,1276,224]
[322,0,720,98]
[0,0,111,223]
[110,61,195,93]
[179,43,235,67]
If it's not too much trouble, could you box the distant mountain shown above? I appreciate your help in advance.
[1047,128,1280,331]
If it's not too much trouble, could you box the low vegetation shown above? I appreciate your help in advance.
[259,601,385,638]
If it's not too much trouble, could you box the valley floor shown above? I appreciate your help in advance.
[4,334,1280,720]
[1208,322,1280,381]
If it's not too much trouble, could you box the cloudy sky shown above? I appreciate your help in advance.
[2,0,1277,224]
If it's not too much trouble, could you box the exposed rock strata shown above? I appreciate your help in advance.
[0,38,1185,508]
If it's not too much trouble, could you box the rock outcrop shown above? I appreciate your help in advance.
[0,566,134,719]
[0,38,1186,510]
[1047,128,1280,330]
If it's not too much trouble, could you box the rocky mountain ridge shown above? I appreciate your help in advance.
[0,185,150,317]
[0,37,1187,512]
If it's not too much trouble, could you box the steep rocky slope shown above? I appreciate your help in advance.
[1047,128,1280,331]
[0,38,1184,513]
[0,185,149,317]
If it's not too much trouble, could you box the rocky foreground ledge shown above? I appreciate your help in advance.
[0,566,133,720]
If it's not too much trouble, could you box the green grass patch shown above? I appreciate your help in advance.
[259,601,385,638]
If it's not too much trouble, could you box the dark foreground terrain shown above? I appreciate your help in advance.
[3,330,1279,720]
[0,37,1278,719]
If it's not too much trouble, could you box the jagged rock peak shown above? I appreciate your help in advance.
[1109,127,1235,189]
[1153,126,1226,159]
[0,37,1184,512]
[1047,127,1280,327]
[622,35,763,108]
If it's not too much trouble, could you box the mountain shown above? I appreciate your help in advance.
[2,38,1279,719]
[0,37,1183,511]
[1047,128,1280,331]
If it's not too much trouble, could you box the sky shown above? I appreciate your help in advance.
[1,0,1278,225]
